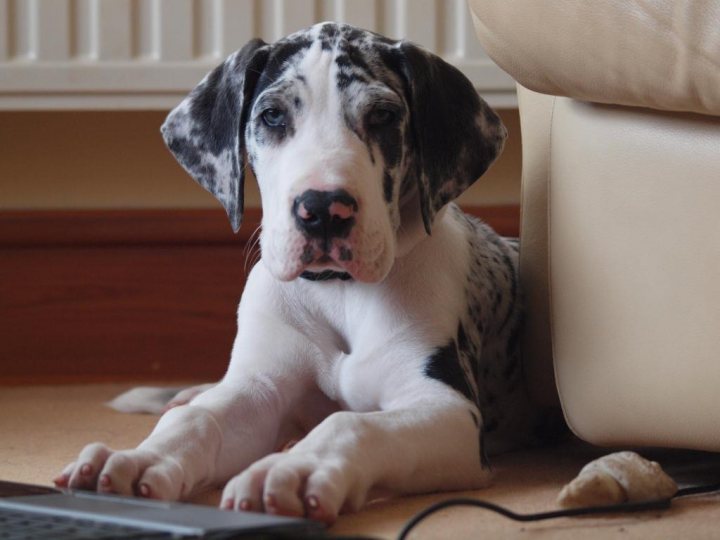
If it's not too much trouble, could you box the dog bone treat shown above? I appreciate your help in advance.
[557,451,677,508]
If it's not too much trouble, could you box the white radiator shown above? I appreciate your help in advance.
[0,0,515,110]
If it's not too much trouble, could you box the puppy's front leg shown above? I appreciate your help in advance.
[55,365,305,499]
[56,280,318,499]
[222,391,488,524]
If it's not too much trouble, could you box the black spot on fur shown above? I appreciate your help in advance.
[376,46,404,80]
[424,341,474,402]
[168,138,201,169]
[457,323,470,351]
[188,65,236,156]
[383,171,394,203]
[371,124,402,170]
[343,26,365,43]
[341,45,374,78]
[337,71,369,89]
[334,43,376,90]
[319,23,339,50]
[492,236,519,334]
[253,38,313,102]
[335,54,352,68]
[506,316,522,359]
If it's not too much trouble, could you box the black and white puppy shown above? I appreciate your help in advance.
[56,22,542,524]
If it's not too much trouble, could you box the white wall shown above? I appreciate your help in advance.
[0,109,520,210]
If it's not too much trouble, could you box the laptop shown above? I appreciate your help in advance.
[0,480,326,539]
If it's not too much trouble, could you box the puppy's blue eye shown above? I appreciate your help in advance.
[367,108,397,127]
[261,108,286,128]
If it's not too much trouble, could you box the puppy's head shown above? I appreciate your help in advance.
[162,23,506,283]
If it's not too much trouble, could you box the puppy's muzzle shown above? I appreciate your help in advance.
[293,189,358,245]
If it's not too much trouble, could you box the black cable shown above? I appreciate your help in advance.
[675,482,720,498]
[395,482,720,540]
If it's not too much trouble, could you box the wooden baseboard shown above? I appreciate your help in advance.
[0,206,519,384]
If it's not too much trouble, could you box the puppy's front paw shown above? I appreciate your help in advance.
[221,452,364,525]
[54,442,185,500]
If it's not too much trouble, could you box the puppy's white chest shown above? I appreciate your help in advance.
[313,351,377,413]
[297,286,392,412]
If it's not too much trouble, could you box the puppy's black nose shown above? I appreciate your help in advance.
[293,189,358,241]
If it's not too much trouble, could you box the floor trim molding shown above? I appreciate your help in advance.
[0,206,519,383]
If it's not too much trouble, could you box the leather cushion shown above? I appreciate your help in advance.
[469,0,720,116]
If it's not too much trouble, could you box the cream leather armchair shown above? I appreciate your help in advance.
[469,1,720,451]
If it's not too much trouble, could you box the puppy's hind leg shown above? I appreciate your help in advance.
[163,383,216,411]
[106,383,216,415]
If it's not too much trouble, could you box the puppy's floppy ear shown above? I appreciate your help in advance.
[161,39,270,232]
[400,42,507,234]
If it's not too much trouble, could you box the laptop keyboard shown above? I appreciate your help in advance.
[0,508,184,539]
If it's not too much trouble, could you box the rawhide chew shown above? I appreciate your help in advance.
[558,451,677,509]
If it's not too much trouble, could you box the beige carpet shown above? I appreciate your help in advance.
[2,384,719,539]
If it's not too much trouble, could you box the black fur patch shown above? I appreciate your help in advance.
[383,171,394,203]
[337,71,369,89]
[253,38,313,103]
[337,45,374,78]
[371,123,403,188]
[188,65,237,155]
[318,23,340,50]
[424,340,474,402]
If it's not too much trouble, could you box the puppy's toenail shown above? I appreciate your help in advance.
[99,475,111,487]
[139,483,151,497]
[306,495,319,510]
[239,499,251,511]
[80,464,93,476]
[53,475,68,486]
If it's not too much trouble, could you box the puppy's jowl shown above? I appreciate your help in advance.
[56,23,543,524]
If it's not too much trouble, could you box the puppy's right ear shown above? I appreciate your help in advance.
[398,42,506,235]
[161,39,270,233]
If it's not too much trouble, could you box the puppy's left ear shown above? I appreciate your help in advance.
[161,39,270,232]
[400,42,507,233]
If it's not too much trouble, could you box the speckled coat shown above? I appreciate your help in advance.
[58,23,545,525]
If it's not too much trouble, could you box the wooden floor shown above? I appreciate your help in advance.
[2,384,720,539]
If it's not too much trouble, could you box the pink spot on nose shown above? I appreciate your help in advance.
[297,202,312,220]
[329,201,355,220]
